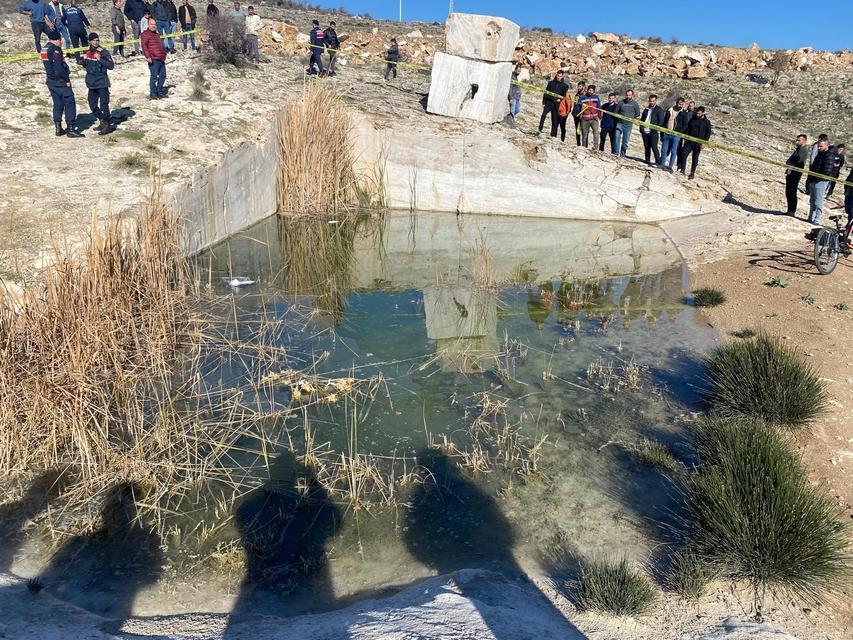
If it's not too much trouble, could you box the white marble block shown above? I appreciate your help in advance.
[426,52,513,124]
[445,13,519,62]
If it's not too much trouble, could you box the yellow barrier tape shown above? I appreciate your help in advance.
[0,28,199,64]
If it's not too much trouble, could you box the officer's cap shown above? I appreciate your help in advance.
[88,32,99,41]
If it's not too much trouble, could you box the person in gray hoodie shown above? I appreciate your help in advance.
[613,89,641,157]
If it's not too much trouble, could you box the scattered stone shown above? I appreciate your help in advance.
[591,42,606,56]
[591,32,620,44]
[269,29,283,43]
[406,29,423,38]
[576,34,586,44]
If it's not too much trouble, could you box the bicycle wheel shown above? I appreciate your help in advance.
[814,228,840,275]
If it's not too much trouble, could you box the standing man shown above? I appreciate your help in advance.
[678,106,712,180]
[49,0,70,49]
[227,0,245,20]
[41,29,82,136]
[640,94,665,166]
[178,0,197,51]
[166,0,178,52]
[19,0,54,52]
[676,100,695,166]
[206,1,218,17]
[324,20,340,76]
[62,0,89,58]
[384,37,399,80]
[308,18,325,76]
[508,65,522,119]
[110,0,127,57]
[599,92,618,154]
[537,70,569,139]
[152,0,171,52]
[123,0,146,56]
[810,133,829,164]
[806,139,835,225]
[79,33,116,134]
[141,16,167,99]
[784,134,809,215]
[577,84,601,150]
[244,5,260,63]
[614,89,641,158]
[571,80,586,146]
[827,144,846,198]
[659,97,684,171]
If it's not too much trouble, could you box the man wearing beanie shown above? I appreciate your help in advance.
[79,33,116,135]
[41,29,83,137]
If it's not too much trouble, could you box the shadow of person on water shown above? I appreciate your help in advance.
[403,449,588,640]
[0,470,65,573]
[41,482,163,635]
[224,450,343,638]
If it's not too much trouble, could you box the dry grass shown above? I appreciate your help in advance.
[277,85,383,216]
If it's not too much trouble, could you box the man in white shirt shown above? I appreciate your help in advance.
[244,4,260,63]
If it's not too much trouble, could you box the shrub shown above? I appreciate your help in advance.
[703,334,827,428]
[682,418,850,615]
[766,277,788,288]
[667,548,713,599]
[204,16,247,66]
[693,287,726,307]
[574,558,656,616]
[732,328,756,339]
[632,439,680,472]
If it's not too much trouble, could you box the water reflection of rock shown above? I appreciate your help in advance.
[423,287,499,372]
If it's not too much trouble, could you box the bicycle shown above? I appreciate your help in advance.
[813,214,852,275]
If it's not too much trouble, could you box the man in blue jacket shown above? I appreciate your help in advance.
[599,93,618,153]
[308,19,325,76]
[123,0,148,55]
[79,33,116,135]
[41,29,83,137]
[19,0,55,52]
[62,0,90,57]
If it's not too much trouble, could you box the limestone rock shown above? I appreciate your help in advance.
[426,52,513,124]
[445,13,520,62]
[406,29,423,38]
[526,52,542,65]
[3,20,13,29]
[516,68,530,82]
[686,65,709,79]
[576,34,586,44]
[591,32,620,44]
[269,29,283,43]
[685,50,705,65]
[591,42,606,56]
[296,33,310,44]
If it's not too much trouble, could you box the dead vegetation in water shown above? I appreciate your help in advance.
[586,357,642,393]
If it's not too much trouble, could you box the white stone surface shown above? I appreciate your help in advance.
[444,13,519,62]
[426,52,513,124]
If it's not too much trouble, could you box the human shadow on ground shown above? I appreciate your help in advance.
[41,482,163,635]
[747,249,818,274]
[403,449,587,640]
[722,190,789,217]
[224,450,343,638]
[0,470,65,572]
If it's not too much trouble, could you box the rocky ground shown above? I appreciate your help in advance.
[0,3,852,639]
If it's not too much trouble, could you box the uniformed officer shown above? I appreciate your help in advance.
[41,29,83,137]
[79,33,116,135]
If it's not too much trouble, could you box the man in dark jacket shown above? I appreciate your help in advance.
[41,30,83,136]
[307,19,325,75]
[324,20,340,76]
[827,144,846,198]
[79,33,116,134]
[61,0,89,56]
[806,139,835,224]
[784,134,809,215]
[206,1,217,16]
[614,89,641,157]
[678,106,712,179]
[384,37,399,80]
[178,0,196,50]
[599,93,618,153]
[571,80,586,146]
[152,0,172,51]
[20,0,55,52]
[538,70,569,139]
[640,94,665,165]
[123,0,147,55]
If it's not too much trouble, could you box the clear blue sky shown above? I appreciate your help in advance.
[319,1,852,51]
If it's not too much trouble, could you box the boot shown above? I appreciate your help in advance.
[54,121,66,136]
[97,119,116,136]
[66,123,84,138]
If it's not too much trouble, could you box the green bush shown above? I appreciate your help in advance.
[667,548,714,599]
[703,334,827,429]
[692,287,727,307]
[574,558,656,616]
[633,439,680,472]
[682,418,850,614]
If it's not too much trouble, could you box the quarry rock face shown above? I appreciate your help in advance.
[444,13,519,62]
[427,13,520,125]
[426,52,513,123]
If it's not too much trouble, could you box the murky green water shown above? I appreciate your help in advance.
[12,212,718,619]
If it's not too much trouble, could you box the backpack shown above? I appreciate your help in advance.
[558,95,572,117]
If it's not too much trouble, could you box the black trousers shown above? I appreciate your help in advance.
[88,87,110,121]
[309,49,324,74]
[31,21,49,52]
[539,102,559,136]
[112,26,125,56]
[573,114,582,146]
[599,127,616,153]
[69,26,88,58]
[48,85,77,125]
[679,141,703,176]
[641,130,661,164]
[785,172,802,214]
[827,178,839,198]
[384,62,396,79]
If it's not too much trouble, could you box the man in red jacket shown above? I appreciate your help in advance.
[141,17,167,99]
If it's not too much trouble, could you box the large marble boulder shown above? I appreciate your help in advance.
[426,52,513,124]
[445,13,519,62]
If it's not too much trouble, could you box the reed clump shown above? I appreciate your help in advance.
[277,86,383,216]
[574,557,657,616]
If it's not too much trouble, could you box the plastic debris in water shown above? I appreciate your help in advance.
[223,277,256,288]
